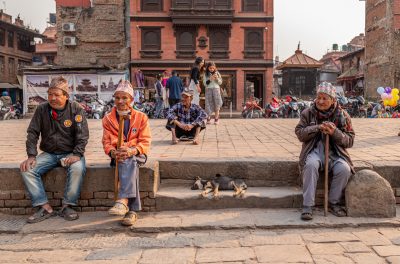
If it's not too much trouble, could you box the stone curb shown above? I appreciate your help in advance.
[1,207,399,235]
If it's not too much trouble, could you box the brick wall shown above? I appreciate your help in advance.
[56,0,129,68]
[0,161,159,215]
[365,0,400,98]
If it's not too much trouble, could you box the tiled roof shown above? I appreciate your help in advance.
[277,49,323,70]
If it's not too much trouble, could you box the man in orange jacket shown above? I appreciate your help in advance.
[102,80,151,226]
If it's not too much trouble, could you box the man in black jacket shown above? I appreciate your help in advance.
[20,76,89,223]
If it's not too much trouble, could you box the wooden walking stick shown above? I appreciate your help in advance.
[324,134,329,216]
[114,113,126,201]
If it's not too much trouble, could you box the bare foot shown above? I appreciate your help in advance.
[193,138,200,145]
[172,139,178,145]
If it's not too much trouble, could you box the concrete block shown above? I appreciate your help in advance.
[0,208,11,214]
[78,200,89,207]
[82,207,95,212]
[89,199,114,207]
[0,200,4,207]
[11,208,26,215]
[143,197,156,207]
[10,190,25,200]
[94,192,107,199]
[80,191,93,200]
[95,207,110,211]
[159,159,299,187]
[0,191,11,200]
[54,192,63,199]
[5,199,31,208]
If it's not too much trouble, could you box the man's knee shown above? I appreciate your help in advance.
[304,158,320,171]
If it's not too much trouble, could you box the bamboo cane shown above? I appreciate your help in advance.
[114,114,125,201]
[324,134,329,217]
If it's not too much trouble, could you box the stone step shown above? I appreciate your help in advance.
[155,184,303,211]
[158,159,300,187]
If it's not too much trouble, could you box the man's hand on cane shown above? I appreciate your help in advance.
[319,122,336,135]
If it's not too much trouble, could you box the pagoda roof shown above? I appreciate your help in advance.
[277,49,323,70]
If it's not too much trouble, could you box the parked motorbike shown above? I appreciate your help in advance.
[91,98,106,119]
[287,96,300,118]
[0,101,13,120]
[242,97,264,118]
[265,98,282,118]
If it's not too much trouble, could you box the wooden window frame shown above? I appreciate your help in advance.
[175,27,197,59]
[141,0,163,12]
[242,0,263,12]
[140,27,162,58]
[208,26,230,59]
[243,28,264,59]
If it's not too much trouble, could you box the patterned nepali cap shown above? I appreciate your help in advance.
[114,80,134,98]
[317,82,336,98]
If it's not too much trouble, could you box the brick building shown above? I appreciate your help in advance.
[130,0,274,110]
[34,26,57,65]
[337,48,365,97]
[0,10,42,103]
[365,0,400,98]
[55,0,130,68]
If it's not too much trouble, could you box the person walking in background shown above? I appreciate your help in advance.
[161,71,170,109]
[102,80,151,226]
[166,70,184,107]
[154,75,164,118]
[203,61,223,125]
[188,57,205,105]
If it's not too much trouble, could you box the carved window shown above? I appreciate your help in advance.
[140,27,162,58]
[242,0,263,12]
[8,31,14,48]
[8,58,15,76]
[141,0,162,12]
[0,56,4,75]
[0,28,5,46]
[244,28,264,58]
[176,27,196,58]
[214,0,230,9]
[194,0,210,8]
[209,27,230,59]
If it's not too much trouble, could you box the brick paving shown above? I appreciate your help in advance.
[0,226,399,263]
[0,118,400,165]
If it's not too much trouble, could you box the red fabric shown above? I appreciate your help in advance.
[51,109,58,120]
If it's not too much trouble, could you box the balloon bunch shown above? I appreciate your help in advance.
[377,87,399,107]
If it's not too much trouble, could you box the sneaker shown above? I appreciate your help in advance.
[121,211,137,226]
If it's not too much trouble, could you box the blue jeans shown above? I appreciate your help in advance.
[21,152,86,207]
[154,97,163,118]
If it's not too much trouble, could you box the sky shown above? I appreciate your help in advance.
[2,0,365,61]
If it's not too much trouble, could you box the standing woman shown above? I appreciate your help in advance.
[102,80,151,226]
[188,57,205,105]
[203,61,223,124]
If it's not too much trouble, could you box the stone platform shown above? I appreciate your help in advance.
[0,119,400,214]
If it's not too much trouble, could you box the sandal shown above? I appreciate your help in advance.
[301,206,313,221]
[108,201,129,216]
[27,207,56,224]
[121,211,137,226]
[329,204,347,217]
[59,206,79,221]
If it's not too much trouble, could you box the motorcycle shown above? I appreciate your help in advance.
[287,96,300,118]
[91,98,106,119]
[0,101,12,120]
[265,98,282,118]
[242,97,264,118]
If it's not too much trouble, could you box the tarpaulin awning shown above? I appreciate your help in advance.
[0,83,21,89]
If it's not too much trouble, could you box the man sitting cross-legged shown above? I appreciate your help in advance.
[166,90,207,145]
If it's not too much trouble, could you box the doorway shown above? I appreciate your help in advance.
[245,73,264,103]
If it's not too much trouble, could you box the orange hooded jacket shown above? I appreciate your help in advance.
[102,107,151,156]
